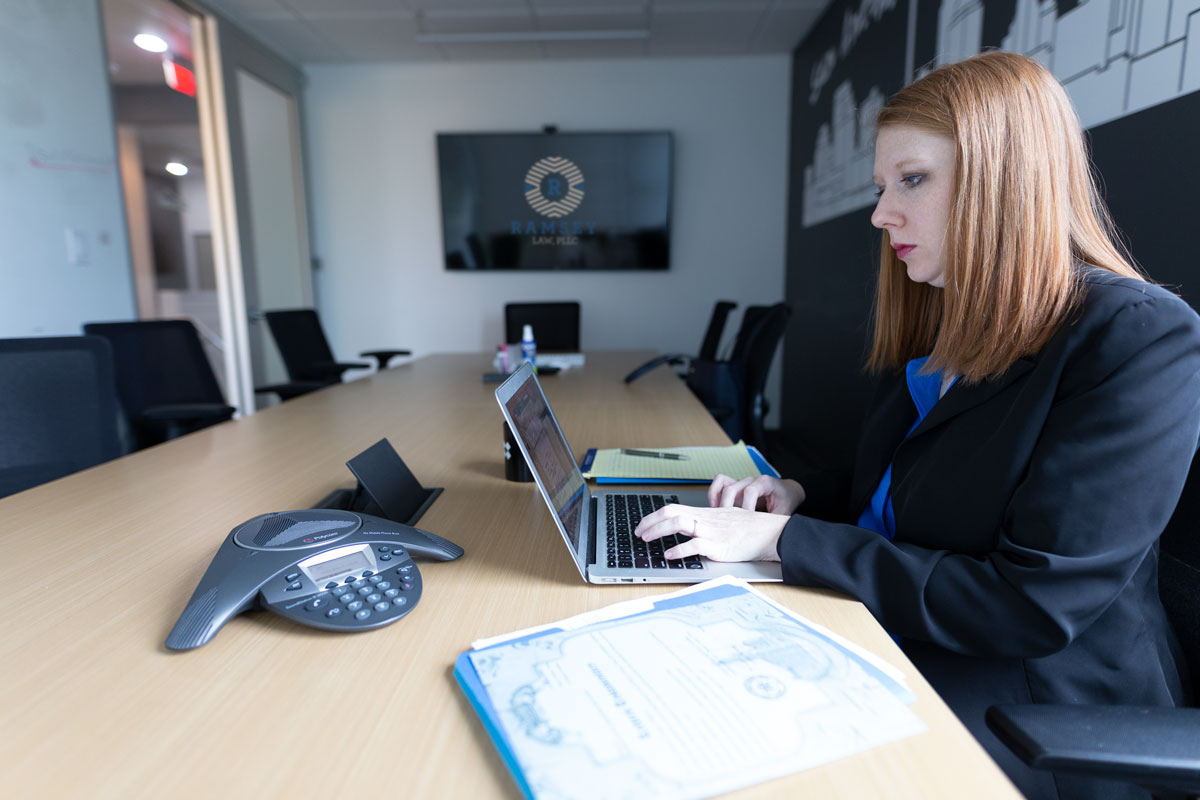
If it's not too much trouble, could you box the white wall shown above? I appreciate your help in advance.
[178,171,211,289]
[303,56,791,423]
[0,0,135,336]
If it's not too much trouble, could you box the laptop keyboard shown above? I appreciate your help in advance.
[604,494,704,570]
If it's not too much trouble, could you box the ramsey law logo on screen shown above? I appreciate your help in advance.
[523,156,585,218]
[512,156,595,245]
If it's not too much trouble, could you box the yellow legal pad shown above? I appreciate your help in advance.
[581,442,762,482]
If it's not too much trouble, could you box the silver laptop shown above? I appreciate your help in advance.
[495,362,782,584]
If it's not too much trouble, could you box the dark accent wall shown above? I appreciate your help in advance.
[782,0,1200,471]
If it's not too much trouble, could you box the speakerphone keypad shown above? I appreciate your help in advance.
[268,543,422,631]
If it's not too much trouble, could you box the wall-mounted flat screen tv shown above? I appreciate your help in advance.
[436,131,672,271]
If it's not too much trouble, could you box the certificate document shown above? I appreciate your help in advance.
[458,578,925,800]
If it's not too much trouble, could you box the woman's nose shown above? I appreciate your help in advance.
[870,193,899,230]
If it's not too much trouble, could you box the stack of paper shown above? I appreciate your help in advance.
[580,442,770,483]
[455,577,925,800]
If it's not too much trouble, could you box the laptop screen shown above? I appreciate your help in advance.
[500,367,587,560]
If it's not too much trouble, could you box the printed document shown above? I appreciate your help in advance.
[459,578,925,800]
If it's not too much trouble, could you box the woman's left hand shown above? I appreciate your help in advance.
[633,504,786,563]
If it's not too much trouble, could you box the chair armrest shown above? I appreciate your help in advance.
[360,349,412,370]
[624,354,688,383]
[137,404,236,423]
[133,405,236,443]
[986,704,1200,797]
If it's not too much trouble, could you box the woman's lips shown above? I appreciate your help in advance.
[893,244,915,259]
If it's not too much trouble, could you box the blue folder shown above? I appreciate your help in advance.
[454,650,533,798]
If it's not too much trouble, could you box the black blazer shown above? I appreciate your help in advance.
[778,269,1200,800]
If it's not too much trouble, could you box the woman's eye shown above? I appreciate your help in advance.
[901,174,924,188]
[873,185,884,198]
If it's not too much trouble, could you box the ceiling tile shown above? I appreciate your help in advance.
[648,9,762,47]
[311,18,450,61]
[533,12,647,31]
[645,40,748,56]
[539,38,650,58]
[237,17,345,61]
[417,10,536,35]
[748,7,822,53]
[129,0,836,64]
[434,41,548,59]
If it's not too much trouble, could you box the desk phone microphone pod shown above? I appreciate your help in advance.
[166,510,463,651]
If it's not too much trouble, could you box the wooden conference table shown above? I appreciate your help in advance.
[0,352,1018,799]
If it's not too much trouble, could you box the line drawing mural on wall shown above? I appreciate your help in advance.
[802,0,1200,229]
[800,0,900,229]
[943,0,1200,127]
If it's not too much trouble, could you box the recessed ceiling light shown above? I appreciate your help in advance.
[165,162,188,176]
[134,33,168,53]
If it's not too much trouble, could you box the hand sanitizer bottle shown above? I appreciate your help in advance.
[520,324,537,371]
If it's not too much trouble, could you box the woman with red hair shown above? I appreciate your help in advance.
[638,51,1200,799]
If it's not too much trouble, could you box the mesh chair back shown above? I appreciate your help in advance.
[730,305,770,363]
[742,304,791,392]
[504,302,580,352]
[741,303,791,448]
[264,309,337,382]
[83,320,227,415]
[0,336,123,498]
[698,301,736,361]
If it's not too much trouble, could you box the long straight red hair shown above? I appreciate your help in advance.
[867,51,1142,382]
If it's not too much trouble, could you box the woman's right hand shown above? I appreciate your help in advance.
[708,474,806,515]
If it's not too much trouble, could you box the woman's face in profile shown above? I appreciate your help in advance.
[871,125,956,288]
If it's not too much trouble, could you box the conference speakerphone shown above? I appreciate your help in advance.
[166,509,464,651]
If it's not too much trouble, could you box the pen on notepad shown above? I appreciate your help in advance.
[620,449,690,461]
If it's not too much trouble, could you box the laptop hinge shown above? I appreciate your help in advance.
[588,495,598,567]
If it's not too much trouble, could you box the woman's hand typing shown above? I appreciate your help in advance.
[633,504,788,563]
[708,474,806,515]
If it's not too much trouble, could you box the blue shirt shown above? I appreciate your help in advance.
[856,356,955,540]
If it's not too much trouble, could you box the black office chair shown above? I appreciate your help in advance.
[739,303,791,451]
[623,300,737,383]
[504,302,580,352]
[263,309,411,387]
[699,300,738,361]
[0,336,124,498]
[986,448,1200,799]
[687,303,791,449]
[83,320,236,450]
